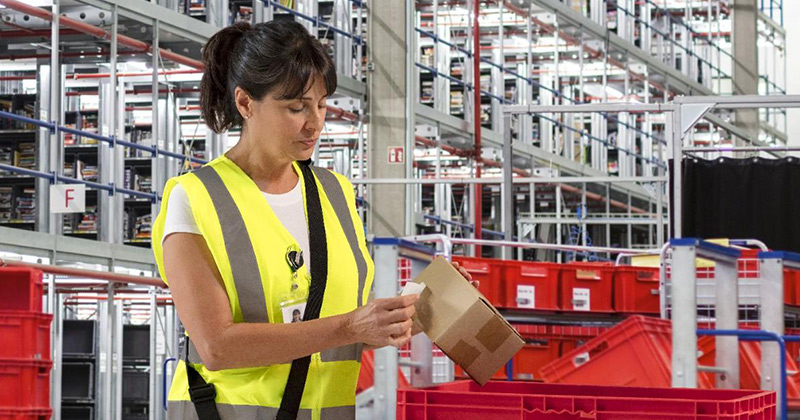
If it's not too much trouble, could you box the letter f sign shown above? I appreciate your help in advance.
[65,188,74,208]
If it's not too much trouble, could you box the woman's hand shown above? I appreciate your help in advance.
[347,294,418,348]
[450,260,477,288]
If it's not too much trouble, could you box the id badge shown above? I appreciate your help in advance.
[279,272,310,324]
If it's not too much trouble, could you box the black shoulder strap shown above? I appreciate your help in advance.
[276,161,328,420]
[181,161,328,420]
[184,339,222,420]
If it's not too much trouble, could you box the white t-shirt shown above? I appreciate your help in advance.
[162,179,310,270]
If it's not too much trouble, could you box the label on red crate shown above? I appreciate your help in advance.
[516,285,536,309]
[573,351,590,367]
[572,288,590,311]
[576,270,599,280]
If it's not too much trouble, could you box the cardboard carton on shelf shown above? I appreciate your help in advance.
[409,256,524,386]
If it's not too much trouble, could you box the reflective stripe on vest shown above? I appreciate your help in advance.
[193,166,267,323]
[310,167,367,309]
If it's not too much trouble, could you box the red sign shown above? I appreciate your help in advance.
[389,147,405,164]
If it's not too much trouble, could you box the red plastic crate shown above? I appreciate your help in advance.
[0,408,51,420]
[513,339,575,380]
[357,350,409,394]
[455,338,581,381]
[451,257,505,307]
[0,359,51,408]
[697,336,800,399]
[397,380,776,419]
[0,313,51,362]
[787,328,800,362]
[0,268,43,312]
[613,266,660,313]
[540,316,715,388]
[502,261,560,311]
[787,269,800,307]
[559,263,615,312]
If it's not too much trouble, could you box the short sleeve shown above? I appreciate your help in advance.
[162,183,202,244]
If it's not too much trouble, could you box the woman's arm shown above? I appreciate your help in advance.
[164,232,417,371]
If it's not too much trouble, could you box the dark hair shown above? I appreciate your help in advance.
[200,20,337,133]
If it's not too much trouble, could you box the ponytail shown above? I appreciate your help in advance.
[200,21,250,134]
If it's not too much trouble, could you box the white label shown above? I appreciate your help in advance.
[401,281,426,297]
[516,285,536,309]
[156,326,165,355]
[572,288,591,311]
[99,352,107,372]
[573,351,590,367]
[50,184,85,213]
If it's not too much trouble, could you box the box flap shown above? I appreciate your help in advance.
[411,256,484,340]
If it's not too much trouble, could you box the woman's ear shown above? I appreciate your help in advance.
[234,87,254,120]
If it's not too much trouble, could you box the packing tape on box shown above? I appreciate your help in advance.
[475,315,509,352]
[449,339,481,369]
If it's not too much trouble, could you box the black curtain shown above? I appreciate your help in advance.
[681,157,800,253]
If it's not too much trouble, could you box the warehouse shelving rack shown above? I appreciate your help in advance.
[403,0,787,255]
[0,0,368,258]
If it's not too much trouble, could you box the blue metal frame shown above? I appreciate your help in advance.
[759,251,800,264]
[760,0,784,26]
[669,238,741,260]
[0,110,206,166]
[415,60,665,168]
[423,214,507,239]
[372,237,437,256]
[0,110,207,202]
[162,357,177,411]
[264,0,364,45]
[416,28,669,149]
[697,329,787,420]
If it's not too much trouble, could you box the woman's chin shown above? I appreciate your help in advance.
[296,149,315,162]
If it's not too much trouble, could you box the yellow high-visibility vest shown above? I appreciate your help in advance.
[152,155,374,420]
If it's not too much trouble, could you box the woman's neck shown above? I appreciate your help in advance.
[225,141,298,194]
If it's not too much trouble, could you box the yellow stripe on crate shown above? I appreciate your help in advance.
[630,238,731,268]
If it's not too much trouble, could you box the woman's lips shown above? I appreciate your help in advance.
[300,139,317,148]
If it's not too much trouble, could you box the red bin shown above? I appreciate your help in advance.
[0,408,52,420]
[502,261,560,311]
[0,312,51,361]
[451,256,505,308]
[559,262,614,312]
[613,266,660,313]
[0,268,43,312]
[0,359,51,408]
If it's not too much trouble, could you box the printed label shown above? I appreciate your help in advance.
[516,285,536,309]
[573,351,590,367]
[573,288,591,311]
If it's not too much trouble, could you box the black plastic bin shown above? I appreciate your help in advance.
[122,369,149,402]
[63,320,96,356]
[61,362,94,400]
[61,404,94,420]
[123,324,150,361]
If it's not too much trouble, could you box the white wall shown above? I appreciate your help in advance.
[786,1,800,146]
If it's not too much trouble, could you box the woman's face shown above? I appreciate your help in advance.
[239,76,327,164]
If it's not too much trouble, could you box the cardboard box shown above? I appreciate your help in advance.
[411,256,525,385]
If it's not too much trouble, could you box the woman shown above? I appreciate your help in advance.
[152,20,470,420]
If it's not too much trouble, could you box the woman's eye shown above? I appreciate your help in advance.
[289,107,304,113]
